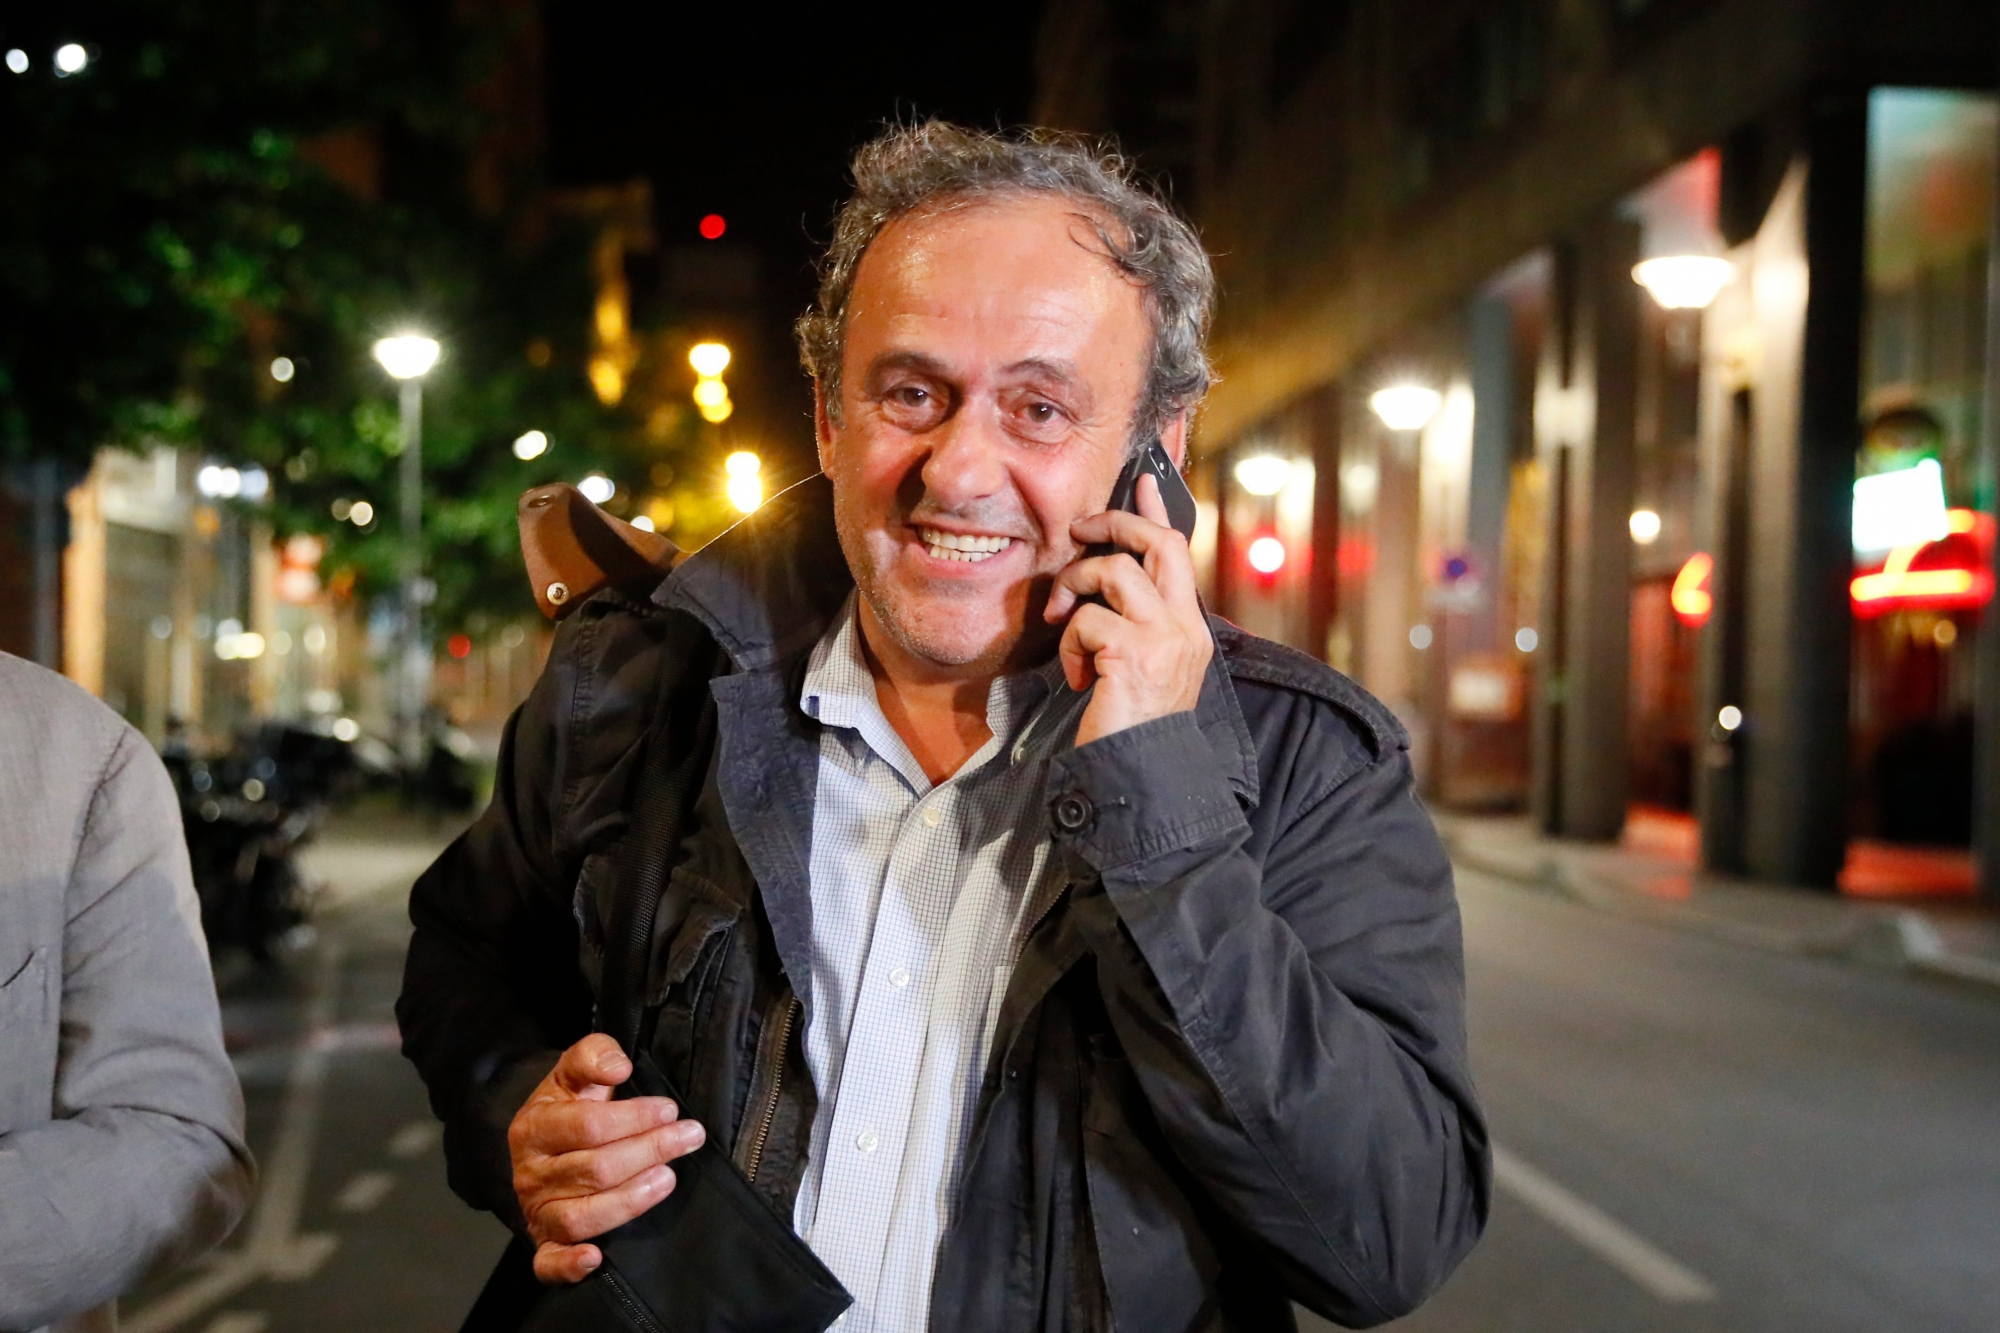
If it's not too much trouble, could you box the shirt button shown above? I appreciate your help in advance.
[855,1129,879,1154]
[922,805,943,827]
[1051,791,1094,833]
[889,966,911,989]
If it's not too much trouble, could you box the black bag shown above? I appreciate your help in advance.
[463,665,852,1332]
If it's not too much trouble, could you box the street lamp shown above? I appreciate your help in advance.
[1370,384,1443,432]
[372,332,441,773]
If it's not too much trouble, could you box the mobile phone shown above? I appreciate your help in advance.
[1078,438,1198,605]
[1091,436,1197,545]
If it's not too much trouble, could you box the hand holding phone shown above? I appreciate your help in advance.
[1045,439,1212,747]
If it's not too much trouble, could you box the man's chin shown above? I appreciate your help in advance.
[861,589,1054,677]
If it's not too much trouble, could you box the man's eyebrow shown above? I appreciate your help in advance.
[1001,356,1082,386]
[861,349,954,383]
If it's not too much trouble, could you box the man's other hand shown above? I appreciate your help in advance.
[1045,473,1213,748]
[508,1033,706,1284]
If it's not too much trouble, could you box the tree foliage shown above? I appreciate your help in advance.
[0,1,695,632]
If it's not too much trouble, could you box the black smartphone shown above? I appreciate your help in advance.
[1077,438,1198,606]
[1093,437,1197,546]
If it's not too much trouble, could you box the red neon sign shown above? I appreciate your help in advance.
[1851,508,1995,617]
[1672,553,1713,627]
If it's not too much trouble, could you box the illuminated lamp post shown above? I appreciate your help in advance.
[372,333,441,771]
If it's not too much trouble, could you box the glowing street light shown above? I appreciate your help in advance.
[270,356,296,383]
[373,334,442,380]
[53,44,88,75]
[690,342,734,423]
[512,429,549,461]
[1629,509,1662,544]
[371,331,441,770]
[578,474,616,504]
[1632,256,1734,310]
[725,451,763,513]
[5,50,29,74]
[1370,385,1442,432]
[1234,455,1293,496]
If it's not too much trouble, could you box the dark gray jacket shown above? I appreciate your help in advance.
[398,477,1488,1331]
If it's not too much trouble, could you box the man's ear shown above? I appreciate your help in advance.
[814,383,836,475]
[1160,411,1191,470]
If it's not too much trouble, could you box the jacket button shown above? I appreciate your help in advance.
[1051,791,1094,833]
[546,580,571,606]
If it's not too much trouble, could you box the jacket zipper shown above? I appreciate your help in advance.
[741,994,799,1184]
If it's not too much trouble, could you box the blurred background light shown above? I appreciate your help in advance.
[1632,256,1734,309]
[1246,535,1286,574]
[1233,455,1293,496]
[688,342,731,377]
[1515,627,1539,653]
[699,213,727,240]
[54,44,87,75]
[1629,508,1662,544]
[630,515,656,532]
[1409,623,1434,650]
[270,356,296,383]
[1370,385,1443,432]
[5,50,28,74]
[196,465,242,499]
[1853,459,1949,551]
[578,473,615,504]
[348,499,374,526]
[512,429,549,460]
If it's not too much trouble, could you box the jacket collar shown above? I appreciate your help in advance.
[656,471,1259,808]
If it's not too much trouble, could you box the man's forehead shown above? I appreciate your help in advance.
[847,197,1146,365]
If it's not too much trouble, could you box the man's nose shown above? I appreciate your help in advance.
[917,409,1010,512]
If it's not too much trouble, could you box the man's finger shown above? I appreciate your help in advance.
[533,1163,678,1244]
[542,1119,706,1195]
[1044,553,1166,624]
[534,1240,602,1285]
[1066,509,1198,608]
[524,1095,682,1157]
[549,1034,632,1097]
[1058,603,1127,692]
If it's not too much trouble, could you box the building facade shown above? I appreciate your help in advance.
[1038,0,2000,894]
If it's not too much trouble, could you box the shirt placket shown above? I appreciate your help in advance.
[809,782,963,1325]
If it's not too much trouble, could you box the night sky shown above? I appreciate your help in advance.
[543,1,1043,352]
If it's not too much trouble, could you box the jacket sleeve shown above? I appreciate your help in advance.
[0,727,253,1331]
[397,650,596,1229]
[1049,692,1489,1327]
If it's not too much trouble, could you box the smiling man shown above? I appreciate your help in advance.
[400,122,1488,1333]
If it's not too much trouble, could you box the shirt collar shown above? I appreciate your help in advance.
[801,594,1072,792]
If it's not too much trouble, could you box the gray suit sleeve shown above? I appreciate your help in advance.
[0,727,254,1330]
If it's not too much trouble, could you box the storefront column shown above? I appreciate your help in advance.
[1975,56,2000,902]
[1752,98,1865,889]
[1532,218,1640,840]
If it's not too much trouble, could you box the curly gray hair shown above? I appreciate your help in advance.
[796,121,1215,448]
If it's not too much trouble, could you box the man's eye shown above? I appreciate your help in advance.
[894,387,930,407]
[1025,402,1057,424]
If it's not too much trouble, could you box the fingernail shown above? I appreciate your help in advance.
[656,1100,678,1123]
[646,1165,675,1190]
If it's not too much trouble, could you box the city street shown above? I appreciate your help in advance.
[123,820,2000,1333]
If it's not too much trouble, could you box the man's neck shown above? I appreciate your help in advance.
[854,601,1002,787]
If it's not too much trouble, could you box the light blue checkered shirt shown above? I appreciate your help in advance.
[793,595,1076,1332]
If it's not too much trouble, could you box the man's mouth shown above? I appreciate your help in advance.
[916,527,1015,564]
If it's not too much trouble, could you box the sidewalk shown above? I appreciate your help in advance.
[1435,811,2000,994]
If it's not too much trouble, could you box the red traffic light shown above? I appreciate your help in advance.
[447,633,473,659]
[699,213,727,240]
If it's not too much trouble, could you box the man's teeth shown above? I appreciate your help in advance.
[918,528,1012,562]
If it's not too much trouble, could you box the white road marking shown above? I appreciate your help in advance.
[334,1169,396,1213]
[126,940,347,1333]
[199,1314,267,1333]
[1492,1145,1718,1303]
[387,1119,441,1159]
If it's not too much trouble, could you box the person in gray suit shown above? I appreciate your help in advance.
[0,652,254,1332]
